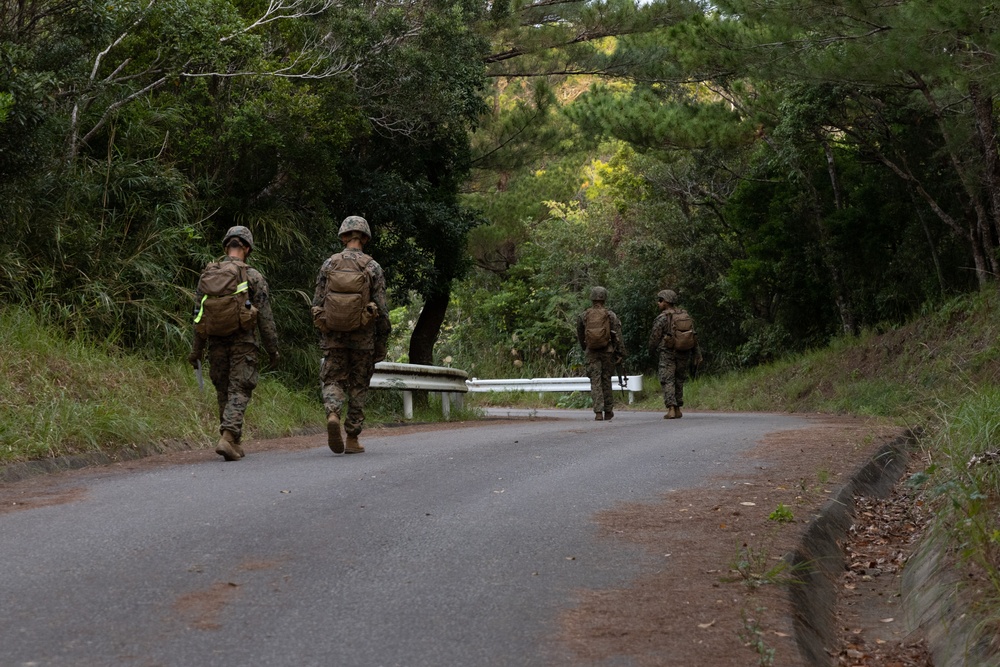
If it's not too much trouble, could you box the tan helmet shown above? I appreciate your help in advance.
[658,289,678,304]
[222,225,254,253]
[590,286,608,302]
[338,216,371,242]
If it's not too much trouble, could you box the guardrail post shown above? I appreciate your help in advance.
[441,392,451,419]
[402,391,413,420]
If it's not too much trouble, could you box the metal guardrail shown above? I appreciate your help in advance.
[465,375,645,404]
[371,362,469,419]
[369,363,646,419]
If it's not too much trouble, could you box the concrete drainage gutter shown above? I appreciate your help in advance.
[787,430,916,666]
[788,427,1000,666]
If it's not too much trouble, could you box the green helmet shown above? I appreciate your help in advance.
[590,286,608,302]
[338,216,371,241]
[222,225,254,252]
[658,289,678,304]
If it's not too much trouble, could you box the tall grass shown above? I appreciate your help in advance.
[0,306,486,465]
[0,306,322,464]
[918,390,1000,598]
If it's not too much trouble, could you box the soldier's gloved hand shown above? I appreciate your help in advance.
[187,349,203,369]
[374,340,388,363]
[268,350,281,369]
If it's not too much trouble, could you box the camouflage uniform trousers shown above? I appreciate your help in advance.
[658,348,693,408]
[321,349,376,437]
[207,341,259,442]
[586,350,616,414]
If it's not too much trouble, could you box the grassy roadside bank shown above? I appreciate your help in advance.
[0,307,485,467]
[0,307,318,465]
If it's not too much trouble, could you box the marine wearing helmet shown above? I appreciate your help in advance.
[338,216,371,243]
[657,289,678,304]
[222,226,254,255]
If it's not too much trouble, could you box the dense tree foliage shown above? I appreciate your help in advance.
[0,0,487,384]
[4,0,1000,384]
[456,0,1000,375]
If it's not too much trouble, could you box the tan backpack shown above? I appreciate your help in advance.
[314,252,375,333]
[583,307,612,350]
[193,260,257,337]
[667,309,697,351]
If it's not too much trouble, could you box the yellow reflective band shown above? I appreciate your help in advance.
[194,294,208,324]
[236,281,248,294]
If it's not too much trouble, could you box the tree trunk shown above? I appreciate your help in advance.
[407,289,450,411]
[908,190,947,296]
[970,82,1000,254]
[910,72,997,282]
[761,131,858,333]
[408,289,450,365]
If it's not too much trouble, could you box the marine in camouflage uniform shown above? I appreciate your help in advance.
[648,289,702,419]
[188,226,280,461]
[576,286,625,421]
[312,216,391,454]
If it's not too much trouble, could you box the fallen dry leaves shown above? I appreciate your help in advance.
[834,459,934,667]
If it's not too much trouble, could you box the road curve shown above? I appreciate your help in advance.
[0,409,811,667]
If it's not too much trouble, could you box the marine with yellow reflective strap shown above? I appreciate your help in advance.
[193,259,253,337]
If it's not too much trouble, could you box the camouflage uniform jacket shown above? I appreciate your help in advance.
[648,306,698,355]
[192,256,279,355]
[576,305,625,361]
[312,247,391,351]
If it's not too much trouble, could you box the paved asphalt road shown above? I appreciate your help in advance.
[1,409,811,667]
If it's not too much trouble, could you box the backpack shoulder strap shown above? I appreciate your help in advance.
[222,259,251,299]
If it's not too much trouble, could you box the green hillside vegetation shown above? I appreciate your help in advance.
[0,306,321,466]
[0,304,484,467]
[691,288,1000,417]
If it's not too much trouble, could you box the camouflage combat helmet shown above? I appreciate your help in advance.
[222,225,254,252]
[338,215,371,241]
[590,286,608,302]
[658,289,678,304]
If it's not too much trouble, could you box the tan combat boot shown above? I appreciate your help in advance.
[345,435,365,454]
[604,411,614,421]
[663,406,677,419]
[594,413,604,421]
[327,413,345,454]
[232,439,245,458]
[215,431,241,461]
[675,406,683,418]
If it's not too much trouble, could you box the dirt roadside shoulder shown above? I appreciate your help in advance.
[558,414,933,667]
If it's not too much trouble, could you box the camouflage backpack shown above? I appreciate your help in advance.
[583,307,612,350]
[667,309,697,351]
[193,260,257,337]
[314,252,375,333]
